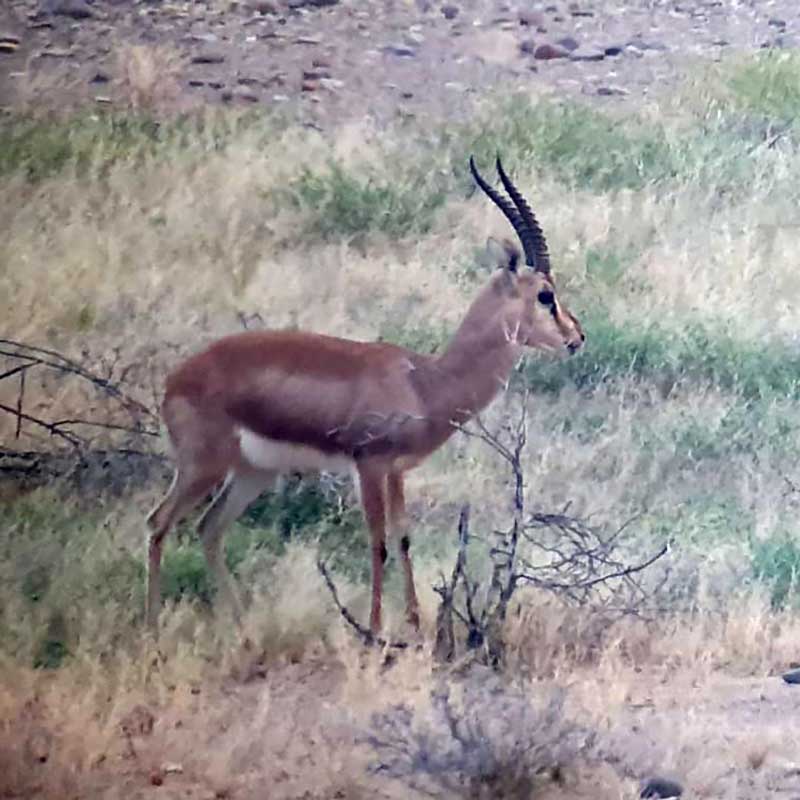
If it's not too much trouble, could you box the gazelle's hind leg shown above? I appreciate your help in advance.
[196,468,276,628]
[145,468,224,631]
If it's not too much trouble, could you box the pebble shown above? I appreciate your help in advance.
[384,44,416,57]
[0,41,18,53]
[50,0,94,20]
[782,668,800,684]
[533,42,569,60]
[640,777,683,798]
[570,46,605,62]
[519,9,544,27]
[519,38,536,55]
[556,35,579,51]
[442,4,459,20]
[191,51,225,64]
[597,84,628,96]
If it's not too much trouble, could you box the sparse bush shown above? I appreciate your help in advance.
[285,160,448,240]
[363,674,595,799]
[728,51,800,123]
[751,534,800,609]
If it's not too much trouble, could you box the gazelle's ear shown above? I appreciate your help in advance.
[485,236,520,274]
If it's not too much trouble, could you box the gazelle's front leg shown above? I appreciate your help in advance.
[357,463,389,636]
[388,471,420,631]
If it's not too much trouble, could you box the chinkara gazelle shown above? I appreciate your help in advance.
[145,156,585,637]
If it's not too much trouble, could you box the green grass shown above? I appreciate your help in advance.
[727,50,800,123]
[0,108,270,182]
[521,311,800,401]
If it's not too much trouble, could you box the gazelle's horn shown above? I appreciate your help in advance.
[495,156,551,274]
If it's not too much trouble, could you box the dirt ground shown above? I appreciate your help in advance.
[2,0,800,125]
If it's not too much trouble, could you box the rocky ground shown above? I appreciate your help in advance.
[2,0,800,127]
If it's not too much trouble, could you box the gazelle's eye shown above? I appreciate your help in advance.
[537,290,554,306]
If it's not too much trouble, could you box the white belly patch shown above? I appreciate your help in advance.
[237,427,354,474]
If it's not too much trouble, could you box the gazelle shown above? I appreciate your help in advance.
[145,156,584,636]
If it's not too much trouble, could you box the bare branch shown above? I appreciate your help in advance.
[316,558,408,651]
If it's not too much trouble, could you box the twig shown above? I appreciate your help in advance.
[316,558,408,651]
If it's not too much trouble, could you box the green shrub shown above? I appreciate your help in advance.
[728,51,800,122]
[285,161,448,240]
[751,535,800,609]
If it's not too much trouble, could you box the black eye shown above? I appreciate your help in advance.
[537,290,555,306]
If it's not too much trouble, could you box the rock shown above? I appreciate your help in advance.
[189,32,218,44]
[221,87,259,102]
[519,38,536,55]
[302,68,331,80]
[49,0,94,19]
[442,4,459,19]
[568,2,593,15]
[247,0,279,12]
[597,84,628,96]
[301,79,318,91]
[640,777,683,798]
[0,41,18,53]
[94,95,112,104]
[207,80,225,89]
[384,44,415,57]
[295,35,322,45]
[782,668,800,684]
[319,77,343,90]
[90,70,109,84]
[0,34,21,45]
[556,35,579,51]
[39,47,72,57]
[570,46,605,61]
[534,42,569,59]
[768,18,787,29]
[405,30,425,45]
[191,51,225,64]
[188,79,206,87]
[519,9,544,27]
[604,44,623,56]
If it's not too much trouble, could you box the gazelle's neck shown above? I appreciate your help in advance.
[425,284,521,425]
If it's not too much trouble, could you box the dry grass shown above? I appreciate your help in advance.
[6,52,800,798]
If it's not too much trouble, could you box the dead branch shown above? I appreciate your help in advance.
[316,558,408,651]
[439,388,670,667]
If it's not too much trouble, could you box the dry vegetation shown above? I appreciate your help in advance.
[5,47,800,798]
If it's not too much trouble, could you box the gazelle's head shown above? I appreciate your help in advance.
[470,156,585,356]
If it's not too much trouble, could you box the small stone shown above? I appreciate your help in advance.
[248,0,279,12]
[207,80,225,89]
[768,18,787,29]
[50,0,94,19]
[191,51,225,64]
[295,35,322,45]
[312,56,331,68]
[303,68,331,80]
[384,44,415,57]
[237,75,261,86]
[189,32,218,44]
[442,4,459,20]
[149,770,164,787]
[0,41,18,53]
[319,77,343,90]
[597,84,628,96]
[0,34,21,45]
[533,42,569,60]
[782,668,800,684]
[556,35,579,51]
[94,95,112,104]
[519,9,544,27]
[39,47,72,57]
[640,777,683,799]
[519,38,536,55]
[301,79,318,91]
[604,44,623,56]
[90,70,109,84]
[405,31,424,45]
[188,79,206,87]
[570,46,605,61]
